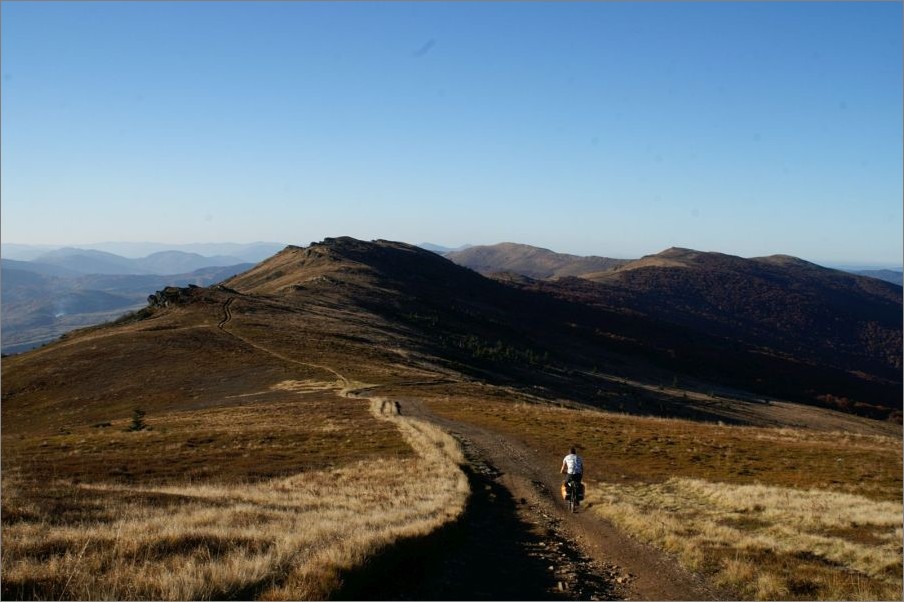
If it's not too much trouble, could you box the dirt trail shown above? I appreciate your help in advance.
[400,398,727,601]
[215,300,608,598]
[338,433,622,601]
[216,296,720,600]
[217,298,352,389]
[217,297,234,328]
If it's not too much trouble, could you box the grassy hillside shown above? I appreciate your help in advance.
[445,242,628,279]
[518,249,902,419]
[423,395,902,600]
[3,237,900,600]
[1,289,468,600]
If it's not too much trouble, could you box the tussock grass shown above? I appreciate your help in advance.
[427,395,902,599]
[2,390,411,486]
[427,397,902,501]
[2,390,468,600]
[587,478,902,600]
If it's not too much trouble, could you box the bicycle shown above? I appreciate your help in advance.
[563,478,583,513]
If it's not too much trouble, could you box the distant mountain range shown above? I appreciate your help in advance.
[4,238,902,422]
[444,242,629,279]
[226,238,900,420]
[444,245,902,396]
[440,242,903,286]
[21,248,248,276]
[1,251,254,354]
[3,237,900,427]
[1,242,285,263]
[850,269,902,286]
[516,247,900,409]
[417,242,473,254]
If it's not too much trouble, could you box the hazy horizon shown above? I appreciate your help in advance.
[2,238,901,270]
[2,2,901,265]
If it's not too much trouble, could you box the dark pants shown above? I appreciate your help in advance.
[564,472,582,486]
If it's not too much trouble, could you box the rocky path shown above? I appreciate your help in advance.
[351,428,623,601]
[216,295,720,600]
[399,398,725,601]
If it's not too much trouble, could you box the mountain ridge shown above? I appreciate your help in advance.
[5,237,900,422]
[445,242,903,287]
[214,239,903,419]
[2,241,285,262]
[446,242,629,279]
[851,269,903,286]
[1,262,253,354]
[31,248,248,275]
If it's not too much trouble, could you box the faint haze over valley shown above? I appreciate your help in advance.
[2,238,900,356]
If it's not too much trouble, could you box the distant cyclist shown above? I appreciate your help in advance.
[561,446,583,488]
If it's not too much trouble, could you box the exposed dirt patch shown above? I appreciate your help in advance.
[336,433,621,601]
[399,397,730,601]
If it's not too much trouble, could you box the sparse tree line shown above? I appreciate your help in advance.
[816,393,903,422]
[403,311,439,327]
[440,333,549,366]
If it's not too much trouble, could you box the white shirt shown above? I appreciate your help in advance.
[563,453,583,474]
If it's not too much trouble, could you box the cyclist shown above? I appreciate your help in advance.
[561,446,584,490]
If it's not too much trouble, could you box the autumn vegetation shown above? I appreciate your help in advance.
[2,384,468,600]
[2,238,900,600]
[426,395,902,600]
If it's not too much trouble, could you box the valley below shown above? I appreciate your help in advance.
[2,238,901,600]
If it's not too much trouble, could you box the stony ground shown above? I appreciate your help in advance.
[356,398,729,601]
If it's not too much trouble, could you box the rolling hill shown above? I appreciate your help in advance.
[445,242,629,279]
[3,236,900,601]
[587,248,902,379]
[1,263,253,354]
[32,248,145,275]
[2,241,286,263]
[852,269,903,286]
[512,247,901,418]
[1,258,82,278]
[8,236,896,422]
[31,248,247,275]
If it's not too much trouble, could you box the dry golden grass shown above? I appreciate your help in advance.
[2,389,411,486]
[426,396,902,501]
[425,394,903,600]
[4,274,899,600]
[587,478,902,600]
[2,287,477,600]
[2,385,468,600]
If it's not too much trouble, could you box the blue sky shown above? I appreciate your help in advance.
[2,2,901,265]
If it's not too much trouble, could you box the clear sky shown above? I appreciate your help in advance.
[2,1,901,265]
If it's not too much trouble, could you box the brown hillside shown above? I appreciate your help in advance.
[583,247,902,378]
[3,237,899,602]
[4,237,900,432]
[519,247,902,417]
[446,242,628,279]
